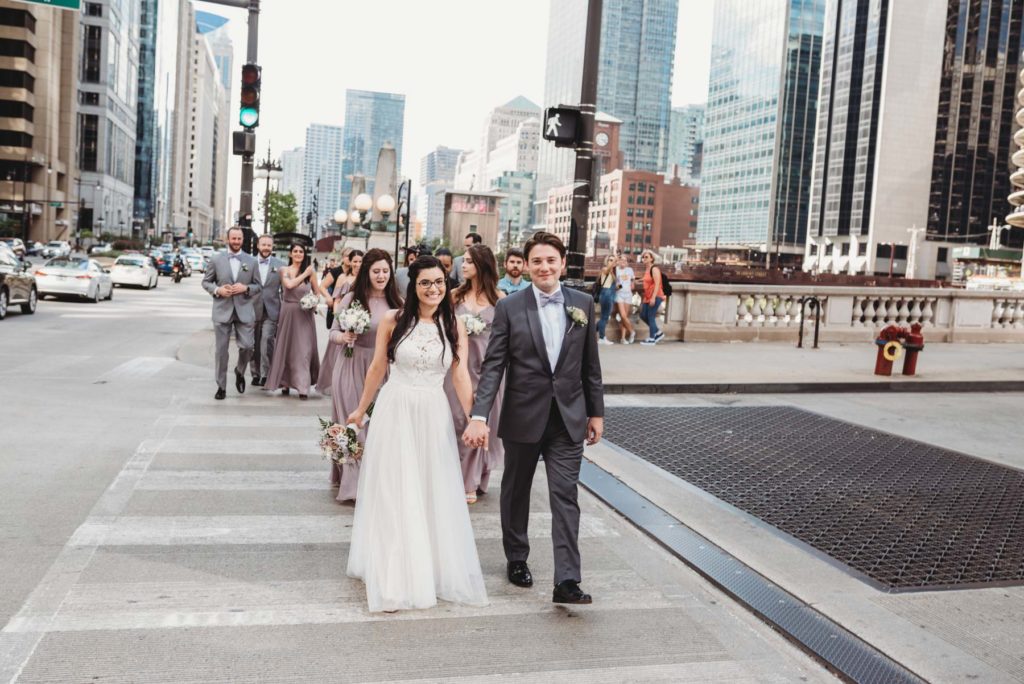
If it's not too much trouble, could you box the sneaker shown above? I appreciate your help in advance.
[621,336,632,345]
[653,331,665,342]
[628,330,636,344]
[640,337,658,346]
[598,337,614,346]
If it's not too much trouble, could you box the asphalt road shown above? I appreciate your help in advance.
[0,272,212,626]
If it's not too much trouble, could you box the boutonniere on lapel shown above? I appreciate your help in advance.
[241,263,250,273]
[566,305,588,328]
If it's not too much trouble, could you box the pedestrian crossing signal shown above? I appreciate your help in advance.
[239,64,261,129]
[542,106,581,148]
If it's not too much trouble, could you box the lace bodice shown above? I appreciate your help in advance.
[389,320,452,388]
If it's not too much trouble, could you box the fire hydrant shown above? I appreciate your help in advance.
[874,325,904,376]
[902,323,924,376]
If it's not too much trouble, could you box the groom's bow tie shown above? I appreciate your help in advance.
[539,290,564,307]
[259,258,270,265]
[229,253,240,260]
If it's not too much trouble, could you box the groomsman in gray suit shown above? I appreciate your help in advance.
[250,234,284,387]
[201,226,261,400]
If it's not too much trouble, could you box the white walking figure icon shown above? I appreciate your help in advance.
[545,113,562,137]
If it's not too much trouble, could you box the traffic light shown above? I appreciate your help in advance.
[239,63,261,128]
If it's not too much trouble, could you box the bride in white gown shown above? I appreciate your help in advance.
[346,255,489,612]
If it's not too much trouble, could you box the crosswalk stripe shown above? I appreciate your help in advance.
[137,470,327,490]
[99,357,175,382]
[155,438,317,455]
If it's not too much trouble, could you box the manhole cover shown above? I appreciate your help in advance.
[604,406,1024,591]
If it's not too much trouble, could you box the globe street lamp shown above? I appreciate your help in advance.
[333,209,348,236]
[376,193,396,234]
[350,193,374,249]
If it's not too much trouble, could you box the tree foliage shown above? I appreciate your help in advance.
[263,191,299,235]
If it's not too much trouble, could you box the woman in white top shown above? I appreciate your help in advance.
[614,254,636,344]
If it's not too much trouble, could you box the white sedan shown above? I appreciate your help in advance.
[184,253,206,273]
[35,257,114,302]
[110,255,159,289]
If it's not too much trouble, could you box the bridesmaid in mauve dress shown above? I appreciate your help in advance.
[444,244,505,504]
[328,249,403,499]
[265,242,323,399]
[316,251,363,394]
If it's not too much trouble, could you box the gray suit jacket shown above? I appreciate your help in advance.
[253,256,285,321]
[202,251,261,324]
[472,285,604,444]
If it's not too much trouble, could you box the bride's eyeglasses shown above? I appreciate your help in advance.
[416,278,447,291]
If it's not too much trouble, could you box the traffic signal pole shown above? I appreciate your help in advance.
[567,0,602,284]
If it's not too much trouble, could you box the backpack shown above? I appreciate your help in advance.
[657,267,673,297]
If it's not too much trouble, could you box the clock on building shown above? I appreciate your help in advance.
[595,132,609,147]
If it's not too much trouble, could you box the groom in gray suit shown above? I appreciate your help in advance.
[465,231,604,605]
[201,226,261,400]
[250,234,284,387]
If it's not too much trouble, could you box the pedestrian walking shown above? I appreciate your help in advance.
[497,248,530,295]
[614,254,636,344]
[639,249,665,345]
[452,232,482,286]
[202,226,262,400]
[595,255,617,345]
[316,250,362,394]
[265,243,324,399]
[250,234,285,387]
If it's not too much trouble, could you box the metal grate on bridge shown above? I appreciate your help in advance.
[604,406,1024,591]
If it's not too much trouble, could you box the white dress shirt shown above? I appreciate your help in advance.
[532,284,567,372]
[258,257,270,284]
[228,250,242,280]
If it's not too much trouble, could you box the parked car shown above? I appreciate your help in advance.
[0,247,37,319]
[110,254,159,289]
[24,241,44,257]
[184,253,206,273]
[35,256,114,302]
[41,241,71,258]
[89,242,113,255]
[0,237,25,257]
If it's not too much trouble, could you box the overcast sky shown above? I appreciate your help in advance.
[196,0,715,210]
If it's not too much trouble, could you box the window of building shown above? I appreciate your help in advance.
[0,39,35,61]
[0,99,32,121]
[0,8,36,31]
[841,243,850,256]
[689,221,697,228]
[85,2,102,16]
[0,130,31,147]
[79,114,99,172]
[0,69,33,90]
[825,243,833,256]
[628,183,636,191]
[937,247,949,262]
[79,91,100,106]
[82,25,101,83]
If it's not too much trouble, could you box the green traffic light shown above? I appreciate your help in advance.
[240,107,259,128]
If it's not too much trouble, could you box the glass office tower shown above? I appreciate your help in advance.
[697,0,825,251]
[340,90,406,211]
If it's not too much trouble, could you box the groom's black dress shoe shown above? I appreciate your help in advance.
[507,561,533,588]
[235,371,246,394]
[251,375,263,387]
[552,580,592,604]
[214,388,226,400]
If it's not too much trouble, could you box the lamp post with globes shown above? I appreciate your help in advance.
[253,144,284,235]
[376,192,396,261]
[350,193,374,250]
[333,209,348,235]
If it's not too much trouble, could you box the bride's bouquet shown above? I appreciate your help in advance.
[317,404,373,465]
[460,312,488,336]
[299,292,321,312]
[337,300,372,357]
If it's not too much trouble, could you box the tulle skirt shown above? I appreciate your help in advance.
[346,381,489,613]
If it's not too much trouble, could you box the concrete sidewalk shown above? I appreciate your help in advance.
[0,378,831,682]
[599,340,1024,390]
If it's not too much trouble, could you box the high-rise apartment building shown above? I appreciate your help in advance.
[456,96,540,190]
[303,124,344,232]
[535,0,678,210]
[0,2,78,243]
[154,0,190,235]
[485,117,540,188]
[419,146,462,240]
[666,105,704,182]
[185,29,228,243]
[341,89,405,210]
[928,0,1023,248]
[697,0,825,255]
[78,0,141,239]
[420,146,462,186]
[133,0,157,232]
[279,147,304,199]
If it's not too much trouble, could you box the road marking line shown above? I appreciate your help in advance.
[99,357,175,382]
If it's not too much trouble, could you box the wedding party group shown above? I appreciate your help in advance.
[203,227,605,614]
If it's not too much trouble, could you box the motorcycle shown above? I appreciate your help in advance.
[172,262,183,283]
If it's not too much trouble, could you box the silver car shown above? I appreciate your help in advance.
[36,256,114,302]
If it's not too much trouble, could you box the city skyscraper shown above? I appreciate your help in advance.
[303,124,344,232]
[1009,60,1024,229]
[133,0,158,232]
[666,105,704,182]
[280,147,305,200]
[928,0,1024,248]
[535,0,679,210]
[696,0,825,254]
[341,90,406,211]
[78,0,142,239]
[420,146,463,186]
[155,0,192,235]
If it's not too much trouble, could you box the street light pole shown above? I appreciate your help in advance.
[567,0,602,284]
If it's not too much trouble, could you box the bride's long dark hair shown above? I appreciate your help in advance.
[387,255,459,365]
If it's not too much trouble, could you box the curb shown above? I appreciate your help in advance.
[604,380,1024,394]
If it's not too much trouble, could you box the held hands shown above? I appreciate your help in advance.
[346,410,366,428]
[586,417,604,446]
[462,419,489,450]
[216,284,246,298]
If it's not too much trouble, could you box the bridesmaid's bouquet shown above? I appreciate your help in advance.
[317,404,373,465]
[460,312,488,336]
[337,301,372,357]
[299,292,321,311]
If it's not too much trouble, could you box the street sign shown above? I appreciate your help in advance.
[9,0,81,10]
[542,106,582,148]
[49,202,62,208]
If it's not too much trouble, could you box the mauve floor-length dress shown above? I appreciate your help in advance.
[329,293,391,500]
[265,278,320,395]
[316,281,351,394]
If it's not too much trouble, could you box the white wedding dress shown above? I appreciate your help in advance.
[347,321,489,612]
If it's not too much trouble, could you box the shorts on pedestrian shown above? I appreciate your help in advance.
[614,288,632,304]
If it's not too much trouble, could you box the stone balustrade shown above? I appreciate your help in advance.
[597,283,1024,343]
